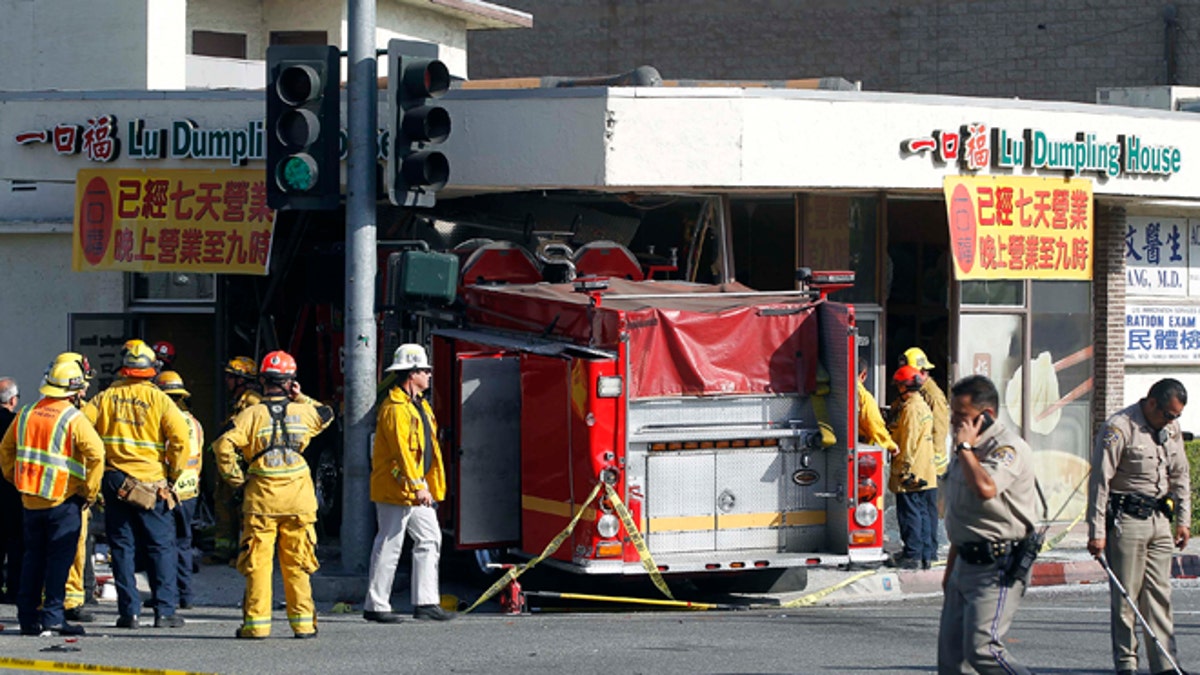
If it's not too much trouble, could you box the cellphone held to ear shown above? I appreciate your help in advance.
[978,410,995,433]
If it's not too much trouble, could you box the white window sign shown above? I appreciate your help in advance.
[1124,217,1189,297]
[1125,304,1200,363]
[1191,220,1200,297]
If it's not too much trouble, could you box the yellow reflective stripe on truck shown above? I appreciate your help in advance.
[520,494,597,521]
[649,509,826,532]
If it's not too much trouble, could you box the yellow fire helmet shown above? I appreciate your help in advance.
[120,339,159,379]
[40,359,87,398]
[155,370,190,398]
[52,351,96,381]
[224,356,258,379]
[899,347,935,371]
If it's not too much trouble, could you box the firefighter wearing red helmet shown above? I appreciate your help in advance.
[212,350,334,639]
[888,364,937,571]
[151,341,176,372]
[82,339,192,629]
[0,357,104,637]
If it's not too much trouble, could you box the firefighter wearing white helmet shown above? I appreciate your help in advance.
[82,339,191,629]
[898,347,951,563]
[0,357,104,637]
[154,370,203,610]
[363,344,455,622]
[213,351,334,639]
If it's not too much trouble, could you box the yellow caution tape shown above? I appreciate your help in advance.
[0,656,217,675]
[463,481,605,614]
[781,569,877,608]
[464,479,681,613]
[603,483,674,600]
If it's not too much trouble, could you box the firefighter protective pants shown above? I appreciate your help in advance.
[64,507,89,610]
[102,470,179,620]
[17,498,82,631]
[1106,510,1178,674]
[174,498,197,606]
[211,479,240,560]
[237,513,319,637]
[938,557,1032,675]
[364,503,441,612]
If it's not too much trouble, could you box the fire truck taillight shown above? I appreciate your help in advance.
[857,478,879,503]
[596,376,623,398]
[854,502,879,528]
[595,541,623,558]
[596,514,620,538]
[857,453,879,479]
[850,528,877,545]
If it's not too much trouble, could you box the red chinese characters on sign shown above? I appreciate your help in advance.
[944,176,1092,281]
[73,169,275,275]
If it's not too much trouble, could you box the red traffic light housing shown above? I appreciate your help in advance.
[265,45,341,211]
[387,39,452,208]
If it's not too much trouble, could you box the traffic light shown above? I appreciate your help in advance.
[265,45,340,211]
[387,39,451,208]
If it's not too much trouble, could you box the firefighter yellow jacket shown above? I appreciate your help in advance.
[918,377,950,475]
[0,398,104,510]
[888,393,937,494]
[856,380,898,453]
[370,387,446,506]
[212,394,334,516]
[83,379,190,483]
[169,409,204,500]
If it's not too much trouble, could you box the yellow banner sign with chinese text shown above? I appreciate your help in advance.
[943,175,1093,280]
[73,168,275,275]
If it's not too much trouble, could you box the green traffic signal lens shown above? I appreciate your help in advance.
[276,154,319,192]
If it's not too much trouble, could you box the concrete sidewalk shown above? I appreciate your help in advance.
[783,521,1200,606]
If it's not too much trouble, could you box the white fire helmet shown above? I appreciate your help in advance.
[386,344,431,372]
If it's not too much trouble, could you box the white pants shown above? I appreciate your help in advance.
[364,502,441,611]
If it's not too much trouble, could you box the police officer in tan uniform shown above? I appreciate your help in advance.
[1087,378,1190,675]
[938,375,1038,675]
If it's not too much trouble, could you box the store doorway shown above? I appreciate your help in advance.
[885,199,951,387]
[140,313,219,441]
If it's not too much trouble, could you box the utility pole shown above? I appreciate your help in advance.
[342,0,377,575]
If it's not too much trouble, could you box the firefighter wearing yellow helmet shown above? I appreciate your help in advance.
[897,347,951,565]
[0,357,104,636]
[206,356,262,565]
[155,370,203,609]
[213,351,334,639]
[82,339,191,629]
[47,352,99,624]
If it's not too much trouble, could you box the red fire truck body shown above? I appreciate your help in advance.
[431,244,886,583]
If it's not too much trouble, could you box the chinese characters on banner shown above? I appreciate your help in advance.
[72,169,274,275]
[1125,305,1200,363]
[942,175,1093,280]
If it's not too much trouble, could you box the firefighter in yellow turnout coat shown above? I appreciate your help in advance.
[0,357,104,636]
[213,351,334,639]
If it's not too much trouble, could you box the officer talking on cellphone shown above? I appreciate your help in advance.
[937,374,1039,675]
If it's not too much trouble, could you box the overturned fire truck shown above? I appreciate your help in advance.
[385,213,887,591]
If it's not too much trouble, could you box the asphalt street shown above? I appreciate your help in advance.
[3,570,1200,674]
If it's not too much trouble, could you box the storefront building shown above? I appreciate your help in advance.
[2,83,1198,526]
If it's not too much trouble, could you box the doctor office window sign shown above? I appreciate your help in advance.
[1124,217,1200,363]
[942,175,1094,280]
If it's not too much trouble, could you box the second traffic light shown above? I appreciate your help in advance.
[266,45,340,211]
[387,39,451,208]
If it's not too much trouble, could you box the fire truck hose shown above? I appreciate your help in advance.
[463,479,676,614]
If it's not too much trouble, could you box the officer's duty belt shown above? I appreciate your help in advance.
[1109,492,1170,520]
[957,540,1017,565]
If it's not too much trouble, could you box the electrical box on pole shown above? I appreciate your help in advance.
[387,39,451,208]
[266,45,341,211]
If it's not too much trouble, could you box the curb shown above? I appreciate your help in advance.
[889,554,1200,596]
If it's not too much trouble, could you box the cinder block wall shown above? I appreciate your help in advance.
[469,0,1197,103]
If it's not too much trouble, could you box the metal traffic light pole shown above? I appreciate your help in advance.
[342,0,377,576]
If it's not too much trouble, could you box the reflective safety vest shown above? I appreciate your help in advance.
[13,400,85,501]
